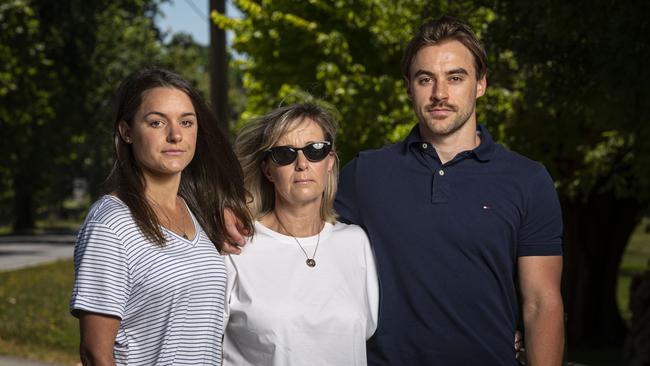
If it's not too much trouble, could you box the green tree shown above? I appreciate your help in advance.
[0,0,54,231]
[0,0,165,231]
[0,0,220,232]
[489,0,650,347]
[217,0,649,349]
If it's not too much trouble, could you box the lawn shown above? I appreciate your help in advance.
[617,217,650,323]
[0,260,79,365]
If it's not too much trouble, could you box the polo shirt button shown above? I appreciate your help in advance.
[439,169,445,176]
[422,143,428,149]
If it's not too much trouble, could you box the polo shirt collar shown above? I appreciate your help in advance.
[404,124,496,162]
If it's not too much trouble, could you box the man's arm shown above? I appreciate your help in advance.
[518,255,564,366]
[78,311,120,366]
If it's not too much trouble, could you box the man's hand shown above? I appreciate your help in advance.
[515,330,526,364]
[221,208,250,254]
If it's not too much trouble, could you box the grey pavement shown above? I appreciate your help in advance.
[0,356,68,366]
[0,234,76,272]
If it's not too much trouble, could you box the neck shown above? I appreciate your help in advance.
[421,120,480,164]
[263,201,323,237]
[143,172,182,209]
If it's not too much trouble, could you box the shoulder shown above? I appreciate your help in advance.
[357,141,403,162]
[85,195,131,224]
[492,144,552,180]
[342,141,405,178]
[331,221,369,243]
[78,195,136,241]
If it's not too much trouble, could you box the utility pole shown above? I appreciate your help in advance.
[209,0,228,135]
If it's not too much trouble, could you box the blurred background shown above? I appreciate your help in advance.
[0,0,648,365]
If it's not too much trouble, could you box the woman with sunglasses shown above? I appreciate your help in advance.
[223,102,379,365]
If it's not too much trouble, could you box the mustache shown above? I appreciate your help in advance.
[426,102,457,111]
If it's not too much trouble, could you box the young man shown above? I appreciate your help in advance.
[224,15,564,366]
[333,16,564,365]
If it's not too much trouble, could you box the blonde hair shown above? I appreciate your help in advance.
[234,102,339,223]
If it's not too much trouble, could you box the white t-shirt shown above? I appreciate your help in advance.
[69,195,226,365]
[223,220,379,366]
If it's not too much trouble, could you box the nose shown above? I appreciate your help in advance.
[431,80,448,102]
[295,151,309,171]
[167,122,182,143]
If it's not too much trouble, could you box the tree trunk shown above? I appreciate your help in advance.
[562,193,640,348]
[12,170,36,234]
[209,0,228,136]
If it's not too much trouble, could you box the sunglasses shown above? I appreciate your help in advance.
[266,141,332,166]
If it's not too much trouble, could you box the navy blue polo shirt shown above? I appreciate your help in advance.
[335,125,562,366]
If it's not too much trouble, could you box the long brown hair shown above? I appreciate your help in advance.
[106,67,252,248]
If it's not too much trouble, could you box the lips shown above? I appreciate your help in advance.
[162,149,185,156]
[294,178,314,184]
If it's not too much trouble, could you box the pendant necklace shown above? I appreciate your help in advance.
[151,196,188,239]
[275,213,321,268]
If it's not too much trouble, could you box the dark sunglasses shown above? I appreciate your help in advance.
[266,141,332,166]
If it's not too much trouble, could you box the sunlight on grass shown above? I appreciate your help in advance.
[0,260,79,365]
[617,217,650,324]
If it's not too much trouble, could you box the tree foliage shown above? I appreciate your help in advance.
[217,0,650,349]
[488,0,650,346]
[0,0,53,228]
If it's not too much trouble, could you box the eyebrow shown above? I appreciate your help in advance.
[144,111,197,118]
[446,68,469,76]
[413,69,434,78]
[412,68,470,78]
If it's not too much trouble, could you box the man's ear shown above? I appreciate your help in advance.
[405,77,413,101]
[118,121,132,143]
[476,75,487,98]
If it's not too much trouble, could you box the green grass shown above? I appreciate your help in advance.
[0,260,79,365]
[617,217,650,323]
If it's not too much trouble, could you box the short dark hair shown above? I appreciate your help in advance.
[401,16,487,80]
[107,67,252,248]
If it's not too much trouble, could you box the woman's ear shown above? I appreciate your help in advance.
[326,152,336,172]
[118,121,132,143]
[262,160,273,182]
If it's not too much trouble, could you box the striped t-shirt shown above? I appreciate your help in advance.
[70,195,226,365]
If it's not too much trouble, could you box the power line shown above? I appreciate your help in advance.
[183,0,209,20]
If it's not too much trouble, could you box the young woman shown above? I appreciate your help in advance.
[69,68,252,365]
[223,103,379,366]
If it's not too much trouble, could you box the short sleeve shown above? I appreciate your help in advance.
[335,157,362,225]
[518,166,563,256]
[363,234,379,338]
[223,254,239,324]
[70,220,130,319]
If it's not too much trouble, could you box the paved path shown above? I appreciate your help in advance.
[0,355,68,366]
[0,234,76,272]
